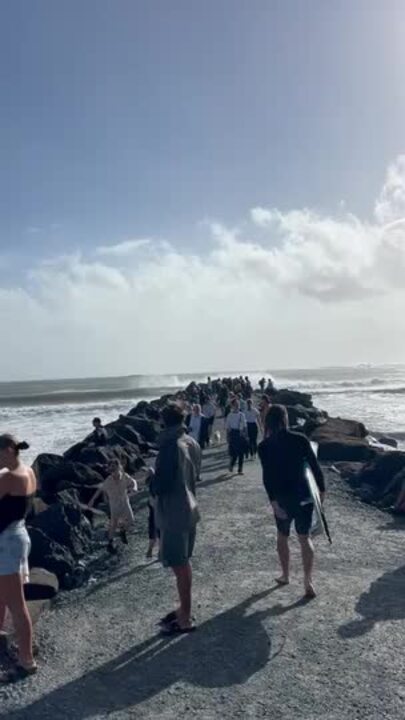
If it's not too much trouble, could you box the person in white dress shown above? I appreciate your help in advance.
[89,460,138,553]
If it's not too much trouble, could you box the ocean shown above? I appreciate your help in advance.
[1,365,405,463]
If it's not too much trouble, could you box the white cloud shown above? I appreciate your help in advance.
[2,155,405,379]
[374,155,405,225]
[96,238,151,256]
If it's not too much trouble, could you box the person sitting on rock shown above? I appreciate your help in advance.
[88,460,138,554]
[258,405,326,599]
[90,418,108,447]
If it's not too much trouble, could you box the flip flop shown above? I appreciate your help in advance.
[0,664,38,684]
[158,611,196,627]
[158,611,177,626]
[160,620,197,636]
[275,578,289,587]
[304,587,317,600]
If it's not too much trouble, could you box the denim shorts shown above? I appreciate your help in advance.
[0,521,31,581]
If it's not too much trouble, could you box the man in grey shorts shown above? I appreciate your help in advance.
[151,402,201,634]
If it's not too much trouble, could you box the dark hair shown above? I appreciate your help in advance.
[265,405,289,433]
[93,417,102,426]
[0,434,30,454]
[162,402,185,428]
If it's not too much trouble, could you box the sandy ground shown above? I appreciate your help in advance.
[1,440,405,719]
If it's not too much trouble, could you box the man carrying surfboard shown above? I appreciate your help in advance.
[258,404,326,599]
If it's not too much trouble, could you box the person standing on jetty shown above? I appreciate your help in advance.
[151,403,201,634]
[258,405,326,599]
[244,398,262,459]
[0,435,37,683]
[88,460,138,553]
[187,404,209,449]
[226,398,248,475]
[202,396,216,445]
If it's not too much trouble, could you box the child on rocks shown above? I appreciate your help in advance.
[89,460,138,554]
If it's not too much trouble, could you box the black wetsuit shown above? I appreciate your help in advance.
[258,430,325,535]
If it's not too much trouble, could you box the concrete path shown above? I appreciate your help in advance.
[1,444,405,719]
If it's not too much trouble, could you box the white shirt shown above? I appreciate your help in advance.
[202,402,216,419]
[244,408,260,424]
[189,415,202,441]
[226,411,247,432]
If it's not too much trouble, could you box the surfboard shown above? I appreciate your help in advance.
[303,442,332,544]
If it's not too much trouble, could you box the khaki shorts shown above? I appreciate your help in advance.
[160,526,196,568]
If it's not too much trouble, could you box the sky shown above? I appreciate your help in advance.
[1,0,405,380]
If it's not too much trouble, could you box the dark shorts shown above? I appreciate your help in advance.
[275,503,314,537]
[160,526,196,568]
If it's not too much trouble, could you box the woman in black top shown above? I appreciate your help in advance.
[258,405,325,599]
[0,434,37,682]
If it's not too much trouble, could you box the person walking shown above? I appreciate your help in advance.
[225,398,248,475]
[89,460,138,553]
[244,398,261,459]
[0,434,37,683]
[151,403,201,634]
[202,397,216,445]
[187,404,208,449]
[258,405,326,599]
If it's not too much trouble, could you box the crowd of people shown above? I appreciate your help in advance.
[0,374,327,684]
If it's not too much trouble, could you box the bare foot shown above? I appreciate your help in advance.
[304,584,317,599]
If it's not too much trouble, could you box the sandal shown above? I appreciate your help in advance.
[158,610,177,626]
[275,578,289,587]
[0,663,38,684]
[158,611,196,627]
[160,620,196,636]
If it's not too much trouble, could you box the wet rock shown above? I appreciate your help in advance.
[378,436,398,449]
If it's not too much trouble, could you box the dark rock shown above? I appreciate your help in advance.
[378,436,398,449]
[270,388,313,409]
[120,415,158,442]
[308,416,368,441]
[64,441,88,462]
[333,462,365,482]
[355,452,405,495]
[28,528,76,588]
[33,454,66,496]
[29,500,92,558]
[316,438,376,462]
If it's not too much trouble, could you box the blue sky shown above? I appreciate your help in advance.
[1,0,404,261]
[1,1,405,378]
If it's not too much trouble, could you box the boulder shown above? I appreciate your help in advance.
[120,415,158,442]
[28,527,76,588]
[29,499,92,558]
[378,436,398,449]
[270,388,313,409]
[33,453,65,495]
[333,462,365,482]
[308,416,368,442]
[64,441,88,462]
[355,452,405,496]
[316,438,376,462]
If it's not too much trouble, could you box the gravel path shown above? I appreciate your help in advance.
[1,443,405,719]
